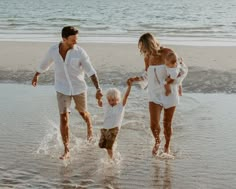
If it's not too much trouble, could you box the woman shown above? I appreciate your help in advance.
[128,33,187,155]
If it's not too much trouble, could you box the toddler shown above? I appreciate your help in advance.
[97,81,132,159]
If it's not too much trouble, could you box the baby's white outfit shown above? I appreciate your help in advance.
[147,63,187,109]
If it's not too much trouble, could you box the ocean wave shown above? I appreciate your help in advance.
[1,67,236,93]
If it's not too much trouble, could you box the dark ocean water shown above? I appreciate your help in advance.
[1,0,236,45]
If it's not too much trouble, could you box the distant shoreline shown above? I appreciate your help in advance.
[1,35,236,47]
[1,41,236,93]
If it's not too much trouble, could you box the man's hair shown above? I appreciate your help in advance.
[61,26,79,38]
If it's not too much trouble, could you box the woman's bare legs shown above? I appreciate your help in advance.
[59,112,70,160]
[163,106,176,154]
[149,102,163,156]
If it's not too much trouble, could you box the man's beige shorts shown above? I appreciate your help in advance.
[57,92,87,114]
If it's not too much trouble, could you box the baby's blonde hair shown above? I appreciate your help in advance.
[106,88,121,101]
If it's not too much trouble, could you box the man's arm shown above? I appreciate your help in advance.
[32,47,54,87]
[32,72,40,87]
[90,74,103,100]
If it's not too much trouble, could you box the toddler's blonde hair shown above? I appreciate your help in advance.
[106,88,121,101]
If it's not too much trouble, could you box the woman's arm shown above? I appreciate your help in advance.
[129,55,149,82]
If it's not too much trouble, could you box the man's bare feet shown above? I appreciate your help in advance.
[59,151,70,160]
[152,142,160,156]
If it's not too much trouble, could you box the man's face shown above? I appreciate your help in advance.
[63,34,78,48]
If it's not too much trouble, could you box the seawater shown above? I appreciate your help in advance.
[0,83,236,188]
[1,0,236,45]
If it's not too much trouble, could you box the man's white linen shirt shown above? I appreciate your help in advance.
[37,43,96,95]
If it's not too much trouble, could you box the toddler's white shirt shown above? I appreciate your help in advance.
[103,102,125,129]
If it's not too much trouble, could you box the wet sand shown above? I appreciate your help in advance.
[1,41,236,93]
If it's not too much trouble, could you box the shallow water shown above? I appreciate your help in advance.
[0,84,236,188]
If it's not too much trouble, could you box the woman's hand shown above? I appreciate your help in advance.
[127,77,140,84]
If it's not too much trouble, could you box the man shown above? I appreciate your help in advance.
[32,26,102,160]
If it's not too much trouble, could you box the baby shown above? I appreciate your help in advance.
[97,81,132,159]
[159,48,185,96]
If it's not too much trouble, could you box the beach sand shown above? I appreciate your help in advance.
[1,41,236,93]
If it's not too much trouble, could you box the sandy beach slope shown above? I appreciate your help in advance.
[1,41,236,93]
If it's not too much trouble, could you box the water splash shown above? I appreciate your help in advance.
[35,119,62,157]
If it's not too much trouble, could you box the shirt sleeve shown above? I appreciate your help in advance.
[175,62,188,85]
[36,47,54,73]
[136,71,148,89]
[80,48,96,77]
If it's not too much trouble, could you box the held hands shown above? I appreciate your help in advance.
[97,99,103,107]
[127,79,132,86]
[127,77,140,86]
[96,89,103,107]
[127,77,140,83]
[96,89,103,100]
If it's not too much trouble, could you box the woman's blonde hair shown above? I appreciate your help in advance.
[138,33,160,55]
[106,88,121,101]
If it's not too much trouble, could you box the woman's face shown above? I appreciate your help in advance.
[138,42,148,55]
